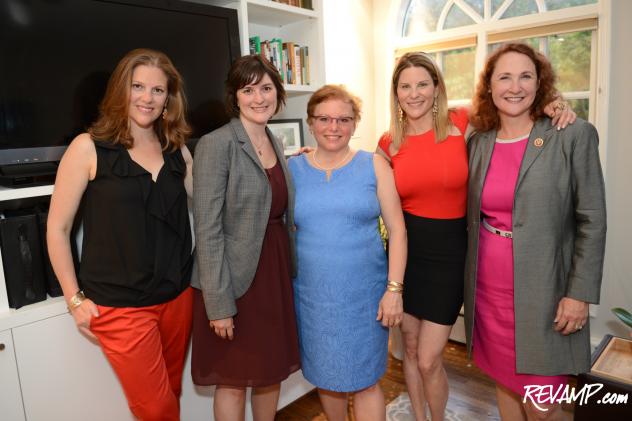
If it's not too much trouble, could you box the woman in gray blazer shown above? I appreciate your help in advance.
[465,43,606,420]
[190,55,300,421]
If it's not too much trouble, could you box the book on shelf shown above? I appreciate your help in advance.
[249,35,261,55]
[283,41,295,85]
[304,45,310,85]
[252,36,311,86]
[271,0,313,10]
[293,43,302,85]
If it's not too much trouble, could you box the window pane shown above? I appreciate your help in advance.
[489,30,591,93]
[403,0,446,37]
[501,0,539,19]
[444,4,476,29]
[568,98,589,121]
[548,31,591,92]
[439,47,476,101]
[463,0,484,16]
[545,0,597,11]
[492,0,506,16]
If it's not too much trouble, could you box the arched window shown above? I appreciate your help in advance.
[398,0,599,121]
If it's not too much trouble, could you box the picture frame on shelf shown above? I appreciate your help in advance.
[268,119,304,156]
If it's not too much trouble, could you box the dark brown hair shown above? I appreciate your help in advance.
[470,42,560,132]
[224,54,286,117]
[306,84,362,125]
[88,48,191,151]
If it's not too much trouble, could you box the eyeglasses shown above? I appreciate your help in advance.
[312,115,355,126]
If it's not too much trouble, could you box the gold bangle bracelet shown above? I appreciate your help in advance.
[386,281,403,293]
[67,290,86,312]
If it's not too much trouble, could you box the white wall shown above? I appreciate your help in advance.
[372,1,400,145]
[590,0,632,340]
[322,0,376,151]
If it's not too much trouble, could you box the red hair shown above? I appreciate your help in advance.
[89,48,191,151]
[470,43,559,132]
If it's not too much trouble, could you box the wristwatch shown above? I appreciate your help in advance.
[67,290,86,311]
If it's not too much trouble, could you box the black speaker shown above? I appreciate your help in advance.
[0,212,47,309]
[34,207,79,297]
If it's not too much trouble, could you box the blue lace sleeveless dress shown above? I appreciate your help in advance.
[289,150,388,392]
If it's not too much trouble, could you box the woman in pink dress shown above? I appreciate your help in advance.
[464,43,606,420]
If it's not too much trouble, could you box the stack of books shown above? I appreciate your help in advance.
[271,0,313,10]
[249,36,310,86]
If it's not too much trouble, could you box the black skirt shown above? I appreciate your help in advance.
[402,212,466,325]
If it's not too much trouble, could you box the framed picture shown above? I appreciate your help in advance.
[268,119,304,156]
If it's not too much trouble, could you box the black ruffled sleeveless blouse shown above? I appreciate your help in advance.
[78,140,193,307]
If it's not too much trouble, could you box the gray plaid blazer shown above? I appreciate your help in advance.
[191,118,296,320]
[464,117,606,375]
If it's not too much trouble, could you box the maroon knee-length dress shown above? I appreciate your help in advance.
[191,161,300,387]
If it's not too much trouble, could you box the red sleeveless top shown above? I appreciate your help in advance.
[378,108,469,219]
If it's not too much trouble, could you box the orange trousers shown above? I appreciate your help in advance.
[89,287,193,421]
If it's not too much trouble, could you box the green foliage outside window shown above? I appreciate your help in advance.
[548,31,591,92]
[439,48,476,101]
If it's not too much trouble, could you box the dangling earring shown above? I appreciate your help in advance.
[398,105,405,124]
[432,99,438,120]
[162,107,167,120]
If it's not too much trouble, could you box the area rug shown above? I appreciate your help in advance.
[386,393,465,421]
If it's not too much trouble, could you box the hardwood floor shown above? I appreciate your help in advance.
[276,340,580,420]
[276,340,500,420]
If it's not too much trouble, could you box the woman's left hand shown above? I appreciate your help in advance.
[545,100,577,130]
[553,297,589,335]
[377,291,403,328]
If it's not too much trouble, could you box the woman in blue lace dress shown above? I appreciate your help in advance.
[289,85,407,421]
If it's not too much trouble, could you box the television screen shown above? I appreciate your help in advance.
[0,0,240,166]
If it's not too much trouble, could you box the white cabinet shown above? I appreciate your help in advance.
[12,313,133,421]
[0,329,26,421]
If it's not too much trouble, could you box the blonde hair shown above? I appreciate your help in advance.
[388,52,451,150]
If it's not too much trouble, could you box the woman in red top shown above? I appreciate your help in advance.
[377,52,575,421]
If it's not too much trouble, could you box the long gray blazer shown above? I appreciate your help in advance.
[191,118,296,320]
[464,117,606,375]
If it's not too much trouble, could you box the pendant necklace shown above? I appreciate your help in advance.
[312,147,352,180]
[251,137,266,156]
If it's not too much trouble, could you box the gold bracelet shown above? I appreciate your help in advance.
[386,281,403,293]
[67,290,86,312]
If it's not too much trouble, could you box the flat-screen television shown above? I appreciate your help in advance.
[0,0,240,168]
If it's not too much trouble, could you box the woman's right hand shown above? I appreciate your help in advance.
[210,317,235,340]
[70,298,99,341]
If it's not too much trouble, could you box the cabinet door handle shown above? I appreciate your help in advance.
[0,343,5,351]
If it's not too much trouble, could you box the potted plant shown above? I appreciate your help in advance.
[612,307,632,329]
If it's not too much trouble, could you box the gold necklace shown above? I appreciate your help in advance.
[312,147,352,171]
